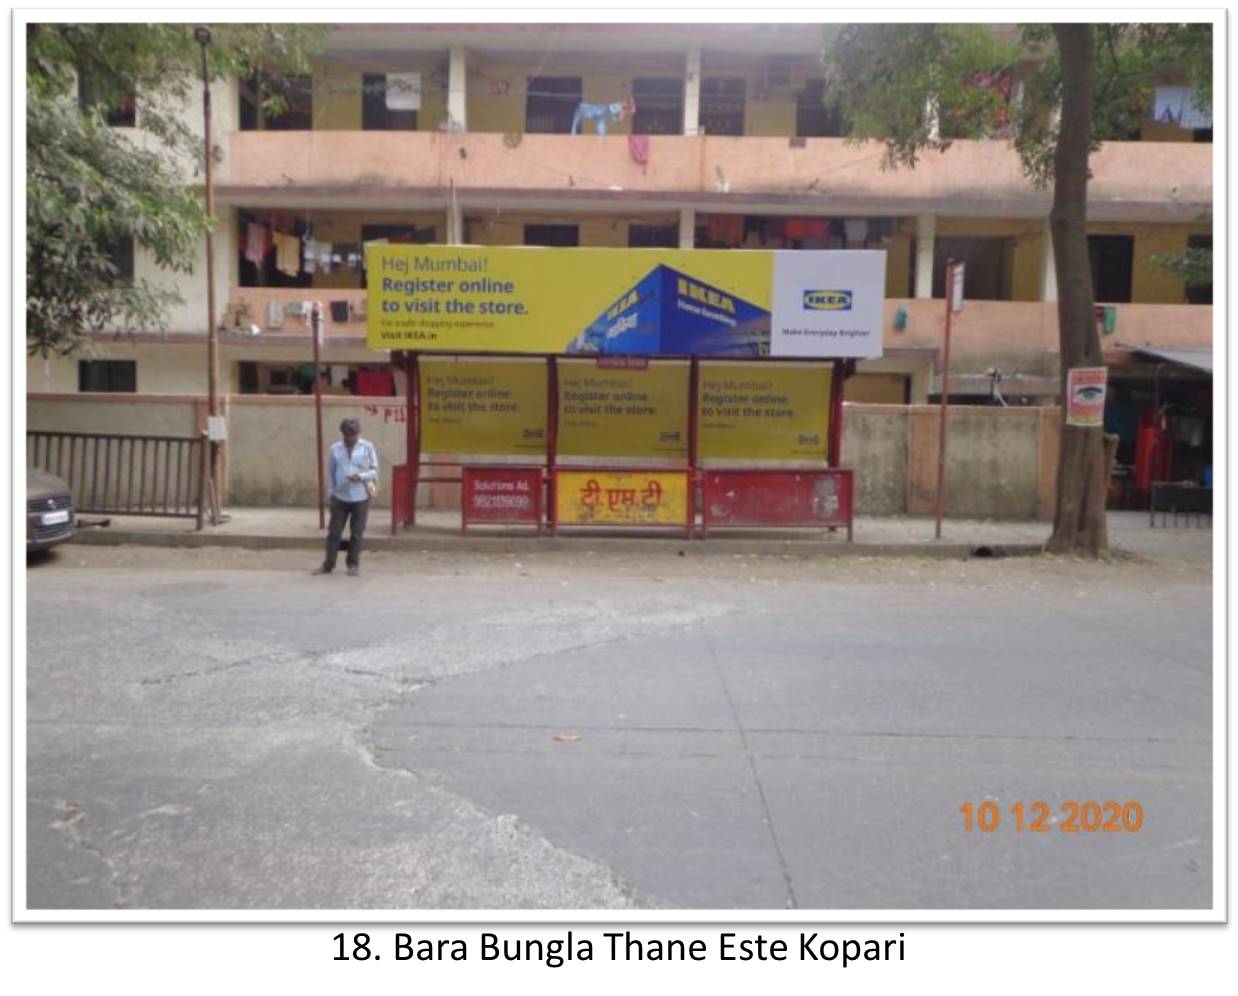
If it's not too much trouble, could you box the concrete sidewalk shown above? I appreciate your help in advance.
[67,506,1212,561]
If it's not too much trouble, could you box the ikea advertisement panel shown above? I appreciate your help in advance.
[366,245,885,359]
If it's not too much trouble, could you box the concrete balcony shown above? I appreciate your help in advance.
[885,299,1212,376]
[221,131,1211,221]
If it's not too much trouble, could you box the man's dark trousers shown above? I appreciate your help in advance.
[323,497,369,571]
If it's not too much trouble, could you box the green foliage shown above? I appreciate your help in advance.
[822,24,1020,168]
[822,22,1212,186]
[1149,245,1212,288]
[26,22,327,357]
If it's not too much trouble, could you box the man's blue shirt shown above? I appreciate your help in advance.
[327,438,379,502]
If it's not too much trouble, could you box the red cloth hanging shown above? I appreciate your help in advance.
[628,133,650,164]
[355,369,396,397]
[785,219,828,240]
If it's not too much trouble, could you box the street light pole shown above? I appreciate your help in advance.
[196,25,222,523]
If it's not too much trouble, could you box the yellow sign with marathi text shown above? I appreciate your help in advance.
[554,469,690,527]
[419,359,547,455]
[698,362,831,460]
[557,361,690,459]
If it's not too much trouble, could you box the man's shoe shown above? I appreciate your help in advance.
[311,566,332,576]
[346,565,359,577]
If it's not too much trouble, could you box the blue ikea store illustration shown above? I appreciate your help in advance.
[566,264,771,357]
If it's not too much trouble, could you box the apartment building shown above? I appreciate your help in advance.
[29,23,1212,415]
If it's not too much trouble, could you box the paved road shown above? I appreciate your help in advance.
[25,537,1212,911]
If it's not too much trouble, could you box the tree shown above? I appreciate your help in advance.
[26,22,328,358]
[822,22,1212,557]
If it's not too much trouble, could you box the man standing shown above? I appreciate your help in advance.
[313,418,379,577]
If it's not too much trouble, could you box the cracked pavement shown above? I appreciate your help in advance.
[24,540,1212,910]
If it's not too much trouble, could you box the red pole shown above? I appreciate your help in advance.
[934,261,957,539]
[688,356,699,537]
[828,359,844,467]
[546,355,558,533]
[409,352,420,527]
[313,303,325,529]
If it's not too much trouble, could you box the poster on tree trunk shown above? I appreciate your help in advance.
[1066,367,1108,427]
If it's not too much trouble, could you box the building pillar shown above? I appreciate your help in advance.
[683,47,701,136]
[447,46,467,132]
[915,214,936,298]
[1039,219,1058,301]
[925,97,941,142]
[678,208,696,248]
[447,185,463,245]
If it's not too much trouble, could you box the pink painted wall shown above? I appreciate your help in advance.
[225,132,1211,221]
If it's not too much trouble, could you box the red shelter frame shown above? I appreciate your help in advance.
[392,351,852,534]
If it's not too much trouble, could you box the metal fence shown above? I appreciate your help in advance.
[28,431,209,529]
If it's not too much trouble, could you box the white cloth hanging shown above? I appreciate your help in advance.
[386,73,421,111]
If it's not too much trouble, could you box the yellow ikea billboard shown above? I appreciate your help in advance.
[697,363,831,461]
[419,359,547,456]
[557,361,689,460]
[366,244,886,359]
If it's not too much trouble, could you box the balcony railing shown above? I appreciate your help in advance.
[223,131,1212,219]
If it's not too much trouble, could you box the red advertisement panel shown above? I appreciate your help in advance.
[702,469,853,540]
[461,466,543,532]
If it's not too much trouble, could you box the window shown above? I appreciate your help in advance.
[795,80,844,137]
[79,360,136,393]
[1150,85,1211,131]
[104,234,135,285]
[628,224,679,248]
[525,76,581,134]
[930,237,1014,301]
[78,71,136,127]
[239,73,313,130]
[362,73,419,130]
[237,211,312,289]
[524,224,579,247]
[700,78,745,136]
[632,78,683,135]
[1185,235,1212,305]
[1087,235,1134,303]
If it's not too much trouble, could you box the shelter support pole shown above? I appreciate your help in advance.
[689,356,700,537]
[546,356,559,534]
[828,360,845,468]
[409,352,420,527]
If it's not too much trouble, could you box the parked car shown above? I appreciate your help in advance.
[27,468,76,552]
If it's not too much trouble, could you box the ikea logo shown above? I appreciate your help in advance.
[803,290,853,311]
[677,278,736,314]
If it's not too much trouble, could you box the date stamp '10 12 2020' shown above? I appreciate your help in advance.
[961,800,1144,834]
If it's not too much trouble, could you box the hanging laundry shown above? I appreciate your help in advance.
[705,214,743,246]
[244,222,269,265]
[785,219,828,240]
[303,239,333,274]
[843,219,869,245]
[572,97,636,136]
[272,232,301,277]
[385,73,421,111]
[628,132,650,164]
[330,300,351,323]
[265,300,284,330]
[355,369,396,397]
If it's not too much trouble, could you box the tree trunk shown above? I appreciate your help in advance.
[1046,24,1109,558]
